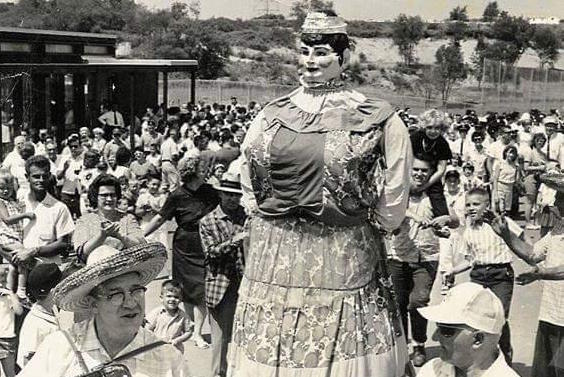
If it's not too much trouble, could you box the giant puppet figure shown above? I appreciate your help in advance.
[228,10,413,377]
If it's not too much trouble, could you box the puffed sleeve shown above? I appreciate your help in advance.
[373,113,413,232]
[239,111,266,215]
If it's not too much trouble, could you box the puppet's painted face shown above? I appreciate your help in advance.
[298,42,343,88]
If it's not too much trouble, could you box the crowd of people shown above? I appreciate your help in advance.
[1,9,564,377]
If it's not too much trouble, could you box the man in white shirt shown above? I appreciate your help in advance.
[161,127,181,192]
[56,136,84,219]
[544,116,564,162]
[98,103,125,128]
[11,155,74,267]
[417,282,519,377]
[2,135,25,173]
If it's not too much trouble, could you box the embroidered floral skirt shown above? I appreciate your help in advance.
[227,216,408,377]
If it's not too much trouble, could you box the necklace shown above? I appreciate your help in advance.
[422,137,437,153]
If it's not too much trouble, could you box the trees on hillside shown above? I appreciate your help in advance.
[531,27,560,68]
[449,6,469,22]
[482,2,500,22]
[392,14,425,67]
[434,43,467,106]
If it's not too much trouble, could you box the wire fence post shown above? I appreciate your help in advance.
[543,67,549,111]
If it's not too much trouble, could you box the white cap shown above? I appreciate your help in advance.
[543,116,559,126]
[418,282,505,334]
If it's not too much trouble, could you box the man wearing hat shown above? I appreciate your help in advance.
[417,282,519,376]
[18,242,188,377]
[199,172,246,377]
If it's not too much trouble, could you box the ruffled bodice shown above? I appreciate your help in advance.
[241,87,411,229]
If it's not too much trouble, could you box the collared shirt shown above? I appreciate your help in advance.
[462,217,523,265]
[22,191,75,264]
[161,138,179,162]
[98,110,125,128]
[18,319,187,377]
[0,293,16,337]
[103,139,126,161]
[417,352,520,377]
[387,193,440,263]
[199,204,246,308]
[57,153,84,194]
[2,150,24,173]
[533,231,564,327]
[17,303,58,368]
[146,307,192,344]
[464,147,488,177]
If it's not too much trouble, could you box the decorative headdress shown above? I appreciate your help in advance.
[301,11,347,35]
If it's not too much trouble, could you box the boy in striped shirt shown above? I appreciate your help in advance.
[445,186,529,365]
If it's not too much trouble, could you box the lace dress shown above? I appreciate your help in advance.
[228,87,413,377]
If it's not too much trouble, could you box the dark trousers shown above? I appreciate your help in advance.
[532,321,564,377]
[427,181,449,217]
[470,264,514,363]
[389,259,438,344]
[60,192,81,220]
[209,280,239,377]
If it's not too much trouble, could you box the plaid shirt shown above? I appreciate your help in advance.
[199,204,246,308]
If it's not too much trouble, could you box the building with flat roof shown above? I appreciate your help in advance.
[0,27,198,156]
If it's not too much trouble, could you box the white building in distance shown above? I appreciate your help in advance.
[529,16,561,25]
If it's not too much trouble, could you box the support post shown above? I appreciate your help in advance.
[130,73,135,149]
[163,71,168,123]
[190,70,196,105]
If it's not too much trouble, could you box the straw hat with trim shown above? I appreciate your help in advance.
[212,172,242,194]
[53,242,167,313]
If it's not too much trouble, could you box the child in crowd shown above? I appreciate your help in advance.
[78,150,102,214]
[17,263,62,368]
[439,169,466,294]
[146,279,193,353]
[492,145,520,216]
[0,169,35,300]
[136,175,167,244]
[146,143,162,172]
[445,187,528,363]
[0,264,23,377]
[461,162,479,191]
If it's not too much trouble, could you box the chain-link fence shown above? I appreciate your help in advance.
[479,58,564,112]
[165,79,296,106]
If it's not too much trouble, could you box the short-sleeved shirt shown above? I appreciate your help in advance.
[141,133,163,152]
[462,217,523,265]
[17,303,58,368]
[130,160,157,183]
[533,232,564,327]
[418,353,519,377]
[387,194,440,262]
[0,293,16,337]
[410,130,453,166]
[146,307,192,342]
[22,192,75,264]
[17,319,187,377]
[161,138,179,162]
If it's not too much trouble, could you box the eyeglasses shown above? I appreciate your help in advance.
[96,286,147,306]
[436,324,475,338]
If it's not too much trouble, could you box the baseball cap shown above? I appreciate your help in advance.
[418,282,505,334]
[27,263,62,299]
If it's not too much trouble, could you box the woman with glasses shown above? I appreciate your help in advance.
[17,243,188,377]
[73,174,146,264]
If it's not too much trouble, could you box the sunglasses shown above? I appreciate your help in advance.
[436,324,473,338]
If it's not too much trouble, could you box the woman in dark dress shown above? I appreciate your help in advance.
[145,155,219,349]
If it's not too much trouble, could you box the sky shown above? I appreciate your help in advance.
[137,0,564,21]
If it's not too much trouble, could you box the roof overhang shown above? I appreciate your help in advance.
[0,57,198,73]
